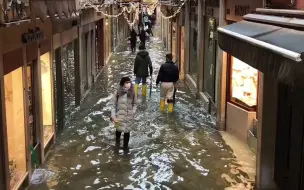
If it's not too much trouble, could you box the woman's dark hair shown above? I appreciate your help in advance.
[166,53,173,61]
[119,76,131,86]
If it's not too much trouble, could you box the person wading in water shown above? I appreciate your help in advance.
[110,77,137,150]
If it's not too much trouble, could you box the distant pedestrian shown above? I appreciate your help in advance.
[156,53,179,112]
[133,43,153,96]
[110,77,137,149]
[129,28,137,52]
[139,25,146,47]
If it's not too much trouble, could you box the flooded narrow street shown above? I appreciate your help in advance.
[29,36,255,190]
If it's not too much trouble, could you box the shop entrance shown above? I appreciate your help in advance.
[27,63,37,147]
[203,17,217,101]
[274,84,304,189]
[62,43,76,126]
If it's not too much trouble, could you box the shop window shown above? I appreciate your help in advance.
[230,57,258,110]
[27,65,37,147]
[40,52,55,147]
[4,67,27,189]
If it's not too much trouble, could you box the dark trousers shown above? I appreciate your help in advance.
[173,87,177,104]
[116,130,130,147]
[130,41,136,52]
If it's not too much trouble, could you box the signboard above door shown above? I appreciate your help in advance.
[225,0,263,22]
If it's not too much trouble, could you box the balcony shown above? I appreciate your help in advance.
[0,0,31,25]
[0,0,80,25]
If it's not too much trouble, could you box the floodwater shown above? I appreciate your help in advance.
[29,34,255,190]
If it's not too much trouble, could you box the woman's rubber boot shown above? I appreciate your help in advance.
[168,99,174,113]
[160,99,166,111]
[135,84,139,95]
[142,84,147,96]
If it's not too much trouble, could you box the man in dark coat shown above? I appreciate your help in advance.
[139,25,146,47]
[129,28,137,52]
[156,53,179,112]
[133,43,153,96]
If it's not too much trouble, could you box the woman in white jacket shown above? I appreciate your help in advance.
[110,77,136,149]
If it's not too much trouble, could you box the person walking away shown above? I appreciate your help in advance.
[110,77,136,149]
[156,53,179,112]
[130,28,137,52]
[139,25,146,47]
[133,43,153,96]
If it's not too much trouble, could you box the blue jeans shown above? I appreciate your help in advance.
[135,77,147,85]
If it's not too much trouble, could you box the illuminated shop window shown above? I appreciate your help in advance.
[40,52,55,147]
[4,67,27,189]
[230,57,258,109]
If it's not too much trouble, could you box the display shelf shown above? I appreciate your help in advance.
[230,57,258,110]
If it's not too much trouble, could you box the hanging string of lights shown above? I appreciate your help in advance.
[123,7,139,27]
[159,0,187,19]
[79,0,186,20]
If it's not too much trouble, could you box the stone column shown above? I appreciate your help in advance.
[75,26,82,105]
[184,0,190,75]
[216,0,228,130]
[256,73,278,189]
[197,0,205,93]
[87,30,92,88]
[92,27,96,82]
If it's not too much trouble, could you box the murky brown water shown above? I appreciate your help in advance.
[29,32,254,190]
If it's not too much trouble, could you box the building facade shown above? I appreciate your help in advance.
[0,2,129,189]
[161,0,304,189]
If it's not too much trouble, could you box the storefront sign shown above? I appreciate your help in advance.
[21,28,44,44]
[235,5,250,16]
[226,0,262,22]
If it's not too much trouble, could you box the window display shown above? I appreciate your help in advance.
[230,57,258,109]
[27,65,36,147]
[40,52,55,147]
[4,67,27,189]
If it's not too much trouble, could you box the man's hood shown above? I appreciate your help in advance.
[137,50,149,58]
[165,60,175,64]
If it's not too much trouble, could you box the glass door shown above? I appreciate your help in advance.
[203,17,217,101]
[27,64,36,147]
[4,67,27,189]
[40,52,55,148]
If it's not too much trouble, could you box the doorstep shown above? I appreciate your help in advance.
[220,131,257,182]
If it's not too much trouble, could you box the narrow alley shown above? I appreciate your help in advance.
[29,36,254,190]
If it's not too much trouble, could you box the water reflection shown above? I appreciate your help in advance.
[29,36,254,190]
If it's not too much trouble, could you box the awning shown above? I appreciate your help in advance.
[218,14,304,86]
